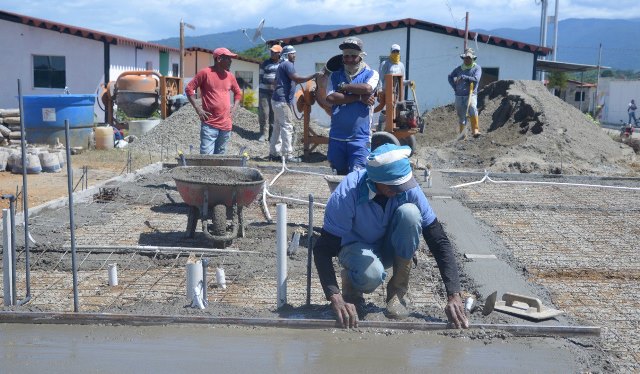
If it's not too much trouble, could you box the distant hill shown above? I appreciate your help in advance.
[474,18,640,71]
[151,18,640,71]
[150,24,353,53]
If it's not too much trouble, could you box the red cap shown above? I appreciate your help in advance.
[213,47,237,58]
[270,45,283,53]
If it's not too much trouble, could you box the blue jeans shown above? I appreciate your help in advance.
[629,112,637,125]
[200,123,231,155]
[338,203,422,293]
[454,94,477,125]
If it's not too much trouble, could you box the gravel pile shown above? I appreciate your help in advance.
[129,100,324,161]
[415,80,637,175]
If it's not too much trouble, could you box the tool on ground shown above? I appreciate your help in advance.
[482,291,563,321]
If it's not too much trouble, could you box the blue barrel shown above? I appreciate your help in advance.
[22,95,96,148]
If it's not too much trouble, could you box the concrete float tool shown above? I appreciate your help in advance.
[483,291,563,321]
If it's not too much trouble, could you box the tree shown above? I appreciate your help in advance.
[547,71,569,91]
[239,45,269,61]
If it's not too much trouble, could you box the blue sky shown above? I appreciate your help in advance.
[2,0,639,41]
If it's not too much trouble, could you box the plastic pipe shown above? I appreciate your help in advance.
[186,261,203,304]
[108,263,118,286]
[276,203,287,309]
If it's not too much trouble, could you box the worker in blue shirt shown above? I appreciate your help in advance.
[448,48,482,138]
[313,144,468,329]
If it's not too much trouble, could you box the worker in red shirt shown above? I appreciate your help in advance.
[186,47,242,154]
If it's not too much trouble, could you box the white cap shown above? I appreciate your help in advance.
[391,44,401,52]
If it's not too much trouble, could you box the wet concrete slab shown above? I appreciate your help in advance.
[0,323,580,373]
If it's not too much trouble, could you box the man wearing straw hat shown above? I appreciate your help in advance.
[448,48,482,138]
[313,144,469,329]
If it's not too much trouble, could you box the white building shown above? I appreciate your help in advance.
[0,10,181,121]
[596,78,640,125]
[276,18,551,124]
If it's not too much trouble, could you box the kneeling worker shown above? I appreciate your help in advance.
[313,144,469,328]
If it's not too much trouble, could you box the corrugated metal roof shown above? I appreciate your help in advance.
[0,9,180,53]
[273,18,552,56]
[185,47,260,64]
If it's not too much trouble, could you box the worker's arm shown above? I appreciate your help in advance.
[288,71,321,85]
[422,219,469,329]
[312,229,358,328]
[187,94,210,123]
[185,71,210,123]
[325,70,378,106]
[230,76,243,117]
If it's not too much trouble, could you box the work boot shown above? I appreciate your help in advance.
[386,256,413,319]
[341,269,365,305]
[470,115,481,138]
[258,124,268,142]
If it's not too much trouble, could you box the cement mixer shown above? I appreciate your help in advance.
[100,71,184,126]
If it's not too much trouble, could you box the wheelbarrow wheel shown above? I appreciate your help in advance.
[212,204,227,236]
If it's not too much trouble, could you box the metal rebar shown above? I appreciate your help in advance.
[17,79,31,306]
[0,311,602,338]
[65,120,80,312]
[306,194,313,306]
[69,245,259,254]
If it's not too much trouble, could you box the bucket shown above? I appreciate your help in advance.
[38,151,61,173]
[95,126,114,150]
[22,95,95,148]
[128,119,161,138]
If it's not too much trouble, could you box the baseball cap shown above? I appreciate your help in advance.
[213,47,238,58]
[339,37,365,52]
[391,44,401,52]
[366,144,417,193]
[270,45,283,53]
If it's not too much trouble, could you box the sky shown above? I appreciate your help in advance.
[2,0,640,41]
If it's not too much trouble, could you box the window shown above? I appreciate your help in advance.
[145,61,153,70]
[574,91,585,101]
[235,71,253,90]
[172,63,179,77]
[33,55,66,89]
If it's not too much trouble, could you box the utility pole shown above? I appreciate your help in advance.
[464,12,469,51]
[593,43,603,116]
[552,0,559,61]
[538,0,549,81]
[180,19,195,79]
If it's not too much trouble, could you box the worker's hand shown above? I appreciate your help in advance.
[196,108,211,122]
[445,293,469,329]
[329,293,358,328]
[361,94,375,106]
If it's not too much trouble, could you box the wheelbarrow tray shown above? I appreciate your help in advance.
[172,166,264,208]
[177,154,247,167]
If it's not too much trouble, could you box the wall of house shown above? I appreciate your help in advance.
[598,78,640,125]
[0,20,104,110]
[290,28,537,125]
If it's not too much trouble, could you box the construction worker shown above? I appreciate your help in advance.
[326,36,379,175]
[377,44,406,130]
[313,143,469,329]
[448,48,482,138]
[258,44,283,142]
[269,45,320,163]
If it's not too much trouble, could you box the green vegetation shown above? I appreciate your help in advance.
[239,45,269,61]
[547,71,569,91]
[569,69,640,84]
[242,89,257,109]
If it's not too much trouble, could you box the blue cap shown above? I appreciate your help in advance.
[366,144,417,193]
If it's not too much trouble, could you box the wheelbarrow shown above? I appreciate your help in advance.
[177,154,248,167]
[172,166,264,247]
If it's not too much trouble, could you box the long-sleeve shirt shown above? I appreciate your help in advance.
[185,66,242,131]
[313,169,461,299]
[448,63,482,96]
[259,58,280,94]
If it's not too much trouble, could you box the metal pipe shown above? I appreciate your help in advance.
[0,311,601,338]
[306,194,314,306]
[17,79,32,306]
[276,203,287,309]
[65,120,80,312]
[552,0,559,61]
[201,258,209,307]
[69,245,259,254]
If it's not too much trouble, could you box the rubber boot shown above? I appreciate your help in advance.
[457,124,467,141]
[470,115,481,138]
[385,256,413,319]
[341,269,364,305]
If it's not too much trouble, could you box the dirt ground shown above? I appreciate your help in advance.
[1,80,639,372]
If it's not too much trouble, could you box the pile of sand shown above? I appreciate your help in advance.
[415,80,636,175]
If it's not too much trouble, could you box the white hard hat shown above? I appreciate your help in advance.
[391,44,401,52]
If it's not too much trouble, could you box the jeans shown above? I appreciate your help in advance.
[630,111,637,125]
[338,203,422,293]
[200,123,231,155]
[454,94,477,125]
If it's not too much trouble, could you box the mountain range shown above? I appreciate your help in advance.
[151,18,640,71]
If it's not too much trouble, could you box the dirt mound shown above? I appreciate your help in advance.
[415,80,636,175]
